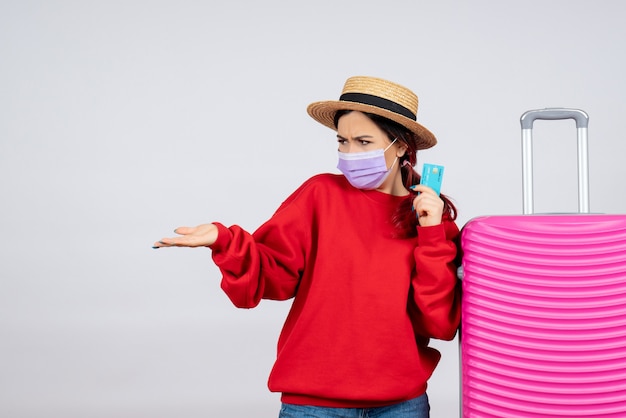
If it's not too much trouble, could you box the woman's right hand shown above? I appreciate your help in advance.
[152,223,218,248]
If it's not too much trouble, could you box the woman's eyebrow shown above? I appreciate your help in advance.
[336,134,374,141]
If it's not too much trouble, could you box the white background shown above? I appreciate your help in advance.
[2,1,626,417]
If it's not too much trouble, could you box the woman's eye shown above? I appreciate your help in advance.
[359,140,370,146]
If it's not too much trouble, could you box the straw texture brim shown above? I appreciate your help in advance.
[307,101,437,150]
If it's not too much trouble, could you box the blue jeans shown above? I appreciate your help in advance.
[278,394,429,418]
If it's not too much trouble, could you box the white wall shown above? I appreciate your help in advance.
[2,1,625,416]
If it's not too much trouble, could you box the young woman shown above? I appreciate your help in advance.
[153,76,461,418]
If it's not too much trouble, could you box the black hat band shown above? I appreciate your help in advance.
[339,92,416,121]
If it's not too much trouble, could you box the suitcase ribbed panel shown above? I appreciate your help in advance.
[461,215,626,417]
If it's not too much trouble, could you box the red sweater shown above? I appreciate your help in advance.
[209,173,461,408]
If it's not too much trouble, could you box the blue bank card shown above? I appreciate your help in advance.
[420,163,444,195]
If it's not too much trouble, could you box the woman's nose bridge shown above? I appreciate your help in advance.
[345,139,361,153]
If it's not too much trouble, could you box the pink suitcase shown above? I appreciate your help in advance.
[459,108,626,417]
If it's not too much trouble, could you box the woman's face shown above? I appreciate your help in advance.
[336,111,404,169]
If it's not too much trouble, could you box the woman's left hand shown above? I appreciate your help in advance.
[410,185,444,227]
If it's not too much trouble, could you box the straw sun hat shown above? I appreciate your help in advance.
[307,76,437,150]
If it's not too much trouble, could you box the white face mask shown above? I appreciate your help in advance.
[337,139,398,189]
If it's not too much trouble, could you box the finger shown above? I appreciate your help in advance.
[152,237,177,248]
[158,234,210,248]
[416,199,442,215]
[173,226,194,235]
[153,233,196,247]
[409,184,436,196]
[414,194,443,213]
[412,192,437,210]
[152,239,169,249]
[153,226,188,248]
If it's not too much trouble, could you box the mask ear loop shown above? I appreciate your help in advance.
[388,155,399,171]
[382,138,400,172]
[383,138,398,152]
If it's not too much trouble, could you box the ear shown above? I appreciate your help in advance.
[396,144,408,158]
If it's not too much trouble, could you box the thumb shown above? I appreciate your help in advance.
[173,226,195,235]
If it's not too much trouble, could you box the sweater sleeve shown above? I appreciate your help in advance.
[208,185,312,309]
[409,219,461,341]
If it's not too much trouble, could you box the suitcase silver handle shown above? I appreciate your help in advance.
[519,108,590,214]
[520,108,589,129]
